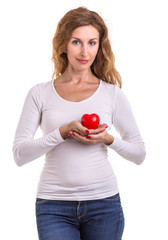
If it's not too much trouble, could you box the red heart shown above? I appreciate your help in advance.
[81,113,100,129]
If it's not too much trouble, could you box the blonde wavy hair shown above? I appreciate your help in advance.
[52,7,122,88]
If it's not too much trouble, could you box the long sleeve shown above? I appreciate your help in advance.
[109,86,146,165]
[12,85,65,167]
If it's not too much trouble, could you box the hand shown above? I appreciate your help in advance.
[59,121,90,140]
[69,124,114,145]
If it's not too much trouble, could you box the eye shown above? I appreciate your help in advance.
[72,40,80,45]
[89,41,96,46]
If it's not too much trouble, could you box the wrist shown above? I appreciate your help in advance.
[59,124,70,140]
[105,134,114,146]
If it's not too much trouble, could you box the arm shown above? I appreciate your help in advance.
[12,85,65,167]
[108,86,146,165]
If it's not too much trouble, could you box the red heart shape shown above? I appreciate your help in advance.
[81,113,100,129]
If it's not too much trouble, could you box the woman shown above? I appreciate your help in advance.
[13,7,146,240]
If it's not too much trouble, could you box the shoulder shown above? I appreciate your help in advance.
[100,79,121,98]
[30,80,51,92]
[102,80,126,96]
[28,80,53,98]
[26,80,53,106]
[100,80,129,106]
[101,79,120,91]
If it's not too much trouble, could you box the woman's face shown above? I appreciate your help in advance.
[66,25,99,71]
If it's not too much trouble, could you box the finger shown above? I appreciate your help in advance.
[89,125,108,134]
[71,132,80,141]
[74,130,88,136]
[72,132,96,144]
[72,132,84,140]
[71,132,88,143]
[97,124,108,131]
[85,134,100,145]
[87,129,107,139]
[75,123,90,136]
[97,123,107,128]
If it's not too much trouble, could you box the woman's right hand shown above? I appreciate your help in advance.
[59,121,89,140]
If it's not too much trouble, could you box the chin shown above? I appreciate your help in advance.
[73,64,91,71]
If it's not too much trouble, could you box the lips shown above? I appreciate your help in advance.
[77,59,89,64]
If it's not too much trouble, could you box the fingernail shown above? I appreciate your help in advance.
[105,126,108,128]
[86,135,91,139]
[85,130,89,134]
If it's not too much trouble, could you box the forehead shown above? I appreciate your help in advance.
[71,25,99,39]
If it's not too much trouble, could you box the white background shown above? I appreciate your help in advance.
[0,0,168,239]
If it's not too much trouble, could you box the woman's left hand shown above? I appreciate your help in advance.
[68,123,114,145]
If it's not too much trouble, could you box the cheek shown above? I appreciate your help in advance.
[67,47,79,60]
[91,47,99,60]
[92,43,99,55]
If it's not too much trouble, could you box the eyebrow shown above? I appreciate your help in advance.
[71,37,98,41]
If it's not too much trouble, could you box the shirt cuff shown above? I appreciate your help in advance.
[108,137,121,151]
[54,128,66,143]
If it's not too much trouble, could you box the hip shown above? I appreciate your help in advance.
[35,193,125,239]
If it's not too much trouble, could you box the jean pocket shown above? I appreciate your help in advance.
[103,193,120,201]
[36,198,49,205]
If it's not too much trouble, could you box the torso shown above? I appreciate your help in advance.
[54,77,100,102]
[37,79,118,200]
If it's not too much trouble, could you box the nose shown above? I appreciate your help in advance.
[81,44,88,58]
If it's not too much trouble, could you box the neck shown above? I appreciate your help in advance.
[62,65,97,84]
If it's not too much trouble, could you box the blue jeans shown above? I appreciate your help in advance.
[35,193,124,240]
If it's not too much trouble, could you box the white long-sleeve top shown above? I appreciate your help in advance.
[13,79,146,201]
